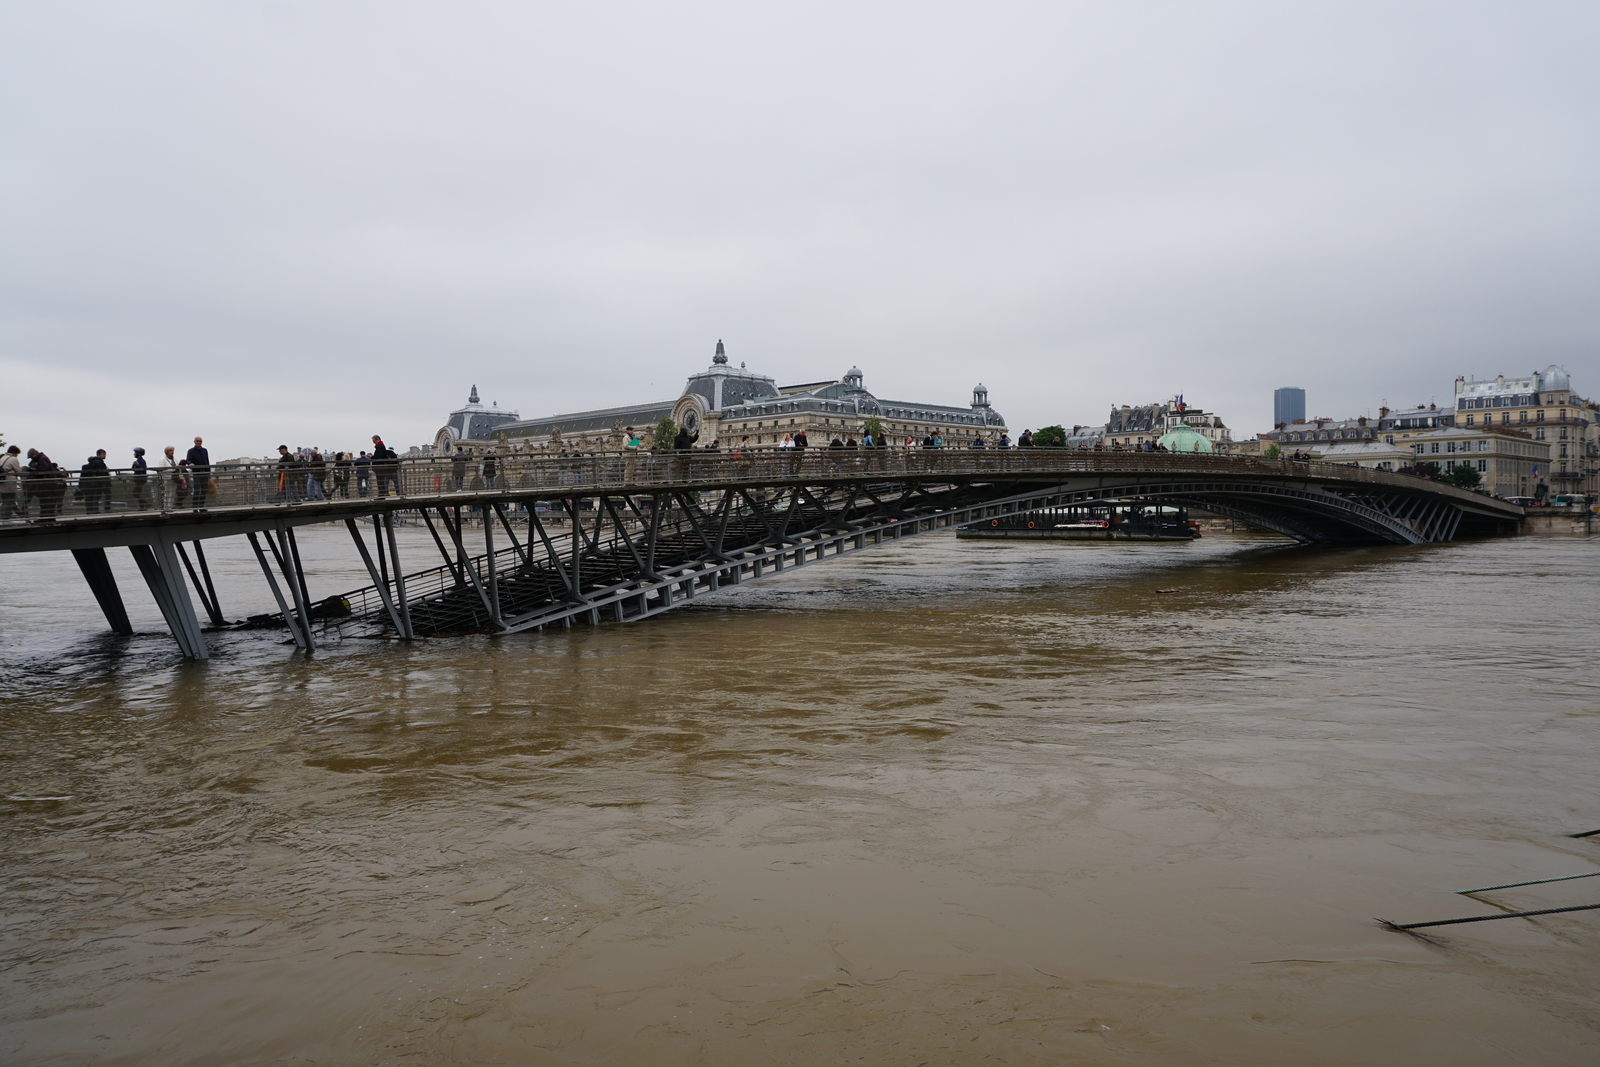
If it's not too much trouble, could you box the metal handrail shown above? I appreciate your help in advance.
[1,446,1525,524]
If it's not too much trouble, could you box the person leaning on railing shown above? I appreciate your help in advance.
[25,448,67,519]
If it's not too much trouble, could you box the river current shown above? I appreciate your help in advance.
[1,527,1597,1065]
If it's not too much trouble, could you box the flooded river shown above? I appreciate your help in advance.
[1,528,1597,1065]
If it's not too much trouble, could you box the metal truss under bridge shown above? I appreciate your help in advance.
[0,450,1524,658]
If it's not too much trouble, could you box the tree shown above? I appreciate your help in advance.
[651,414,678,452]
[1412,461,1442,479]
[1033,425,1067,448]
[1444,462,1482,489]
[1262,443,1281,460]
[863,415,884,443]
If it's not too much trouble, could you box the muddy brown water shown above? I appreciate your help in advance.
[1,527,1597,1065]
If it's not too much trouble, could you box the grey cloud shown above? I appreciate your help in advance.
[2,1,1596,460]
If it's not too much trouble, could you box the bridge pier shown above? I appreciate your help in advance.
[71,547,133,635]
[129,540,209,659]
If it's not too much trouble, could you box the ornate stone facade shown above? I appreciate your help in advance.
[433,341,1007,453]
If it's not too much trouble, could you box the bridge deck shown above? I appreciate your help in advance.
[2,450,1524,658]
[0,449,1522,553]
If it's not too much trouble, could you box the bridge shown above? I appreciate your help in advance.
[0,450,1524,658]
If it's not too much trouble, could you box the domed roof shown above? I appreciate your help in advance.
[1539,365,1571,390]
[1157,425,1214,453]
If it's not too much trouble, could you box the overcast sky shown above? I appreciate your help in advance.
[3,1,1597,462]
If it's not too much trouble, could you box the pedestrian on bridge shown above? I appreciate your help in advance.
[183,436,211,510]
[25,449,67,519]
[129,447,150,510]
[452,448,469,490]
[1,444,22,520]
[371,436,401,497]
[355,451,371,496]
[80,450,111,514]
[305,449,327,499]
[333,453,352,498]
[623,427,641,482]
[161,446,183,509]
[1018,429,1033,448]
[482,452,498,490]
[275,445,302,503]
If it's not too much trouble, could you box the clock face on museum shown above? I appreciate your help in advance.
[683,409,699,433]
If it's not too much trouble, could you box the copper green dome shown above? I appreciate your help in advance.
[1157,424,1214,453]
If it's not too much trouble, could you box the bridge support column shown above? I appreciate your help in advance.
[345,518,406,638]
[129,541,208,659]
[481,504,503,628]
[71,547,133,635]
[383,513,415,640]
[176,541,225,627]
[247,531,311,652]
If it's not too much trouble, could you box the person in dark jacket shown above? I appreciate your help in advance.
[130,447,150,510]
[371,436,401,497]
[274,445,301,503]
[182,436,211,509]
[452,448,469,490]
[482,452,498,490]
[80,450,111,513]
[1018,429,1033,448]
[333,453,352,498]
[25,449,67,519]
[355,451,371,496]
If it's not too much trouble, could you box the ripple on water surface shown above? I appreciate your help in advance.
[1,529,1597,1065]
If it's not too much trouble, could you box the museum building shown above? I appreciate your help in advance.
[432,341,1007,453]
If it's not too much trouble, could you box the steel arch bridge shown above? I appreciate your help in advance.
[0,449,1523,657]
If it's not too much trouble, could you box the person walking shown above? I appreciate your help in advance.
[371,436,401,496]
[1,444,22,519]
[182,436,211,509]
[482,451,498,490]
[354,451,371,496]
[129,447,150,510]
[80,450,111,514]
[452,448,469,491]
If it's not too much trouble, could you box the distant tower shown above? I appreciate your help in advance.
[469,384,480,404]
[1274,387,1305,427]
[972,383,990,409]
[843,366,864,389]
[713,339,728,365]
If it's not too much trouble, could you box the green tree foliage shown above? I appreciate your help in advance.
[863,415,884,443]
[1412,461,1442,479]
[651,415,678,452]
[1032,425,1067,448]
[1262,443,1281,460]
[1444,462,1483,489]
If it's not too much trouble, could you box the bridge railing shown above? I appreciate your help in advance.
[1,447,1495,523]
